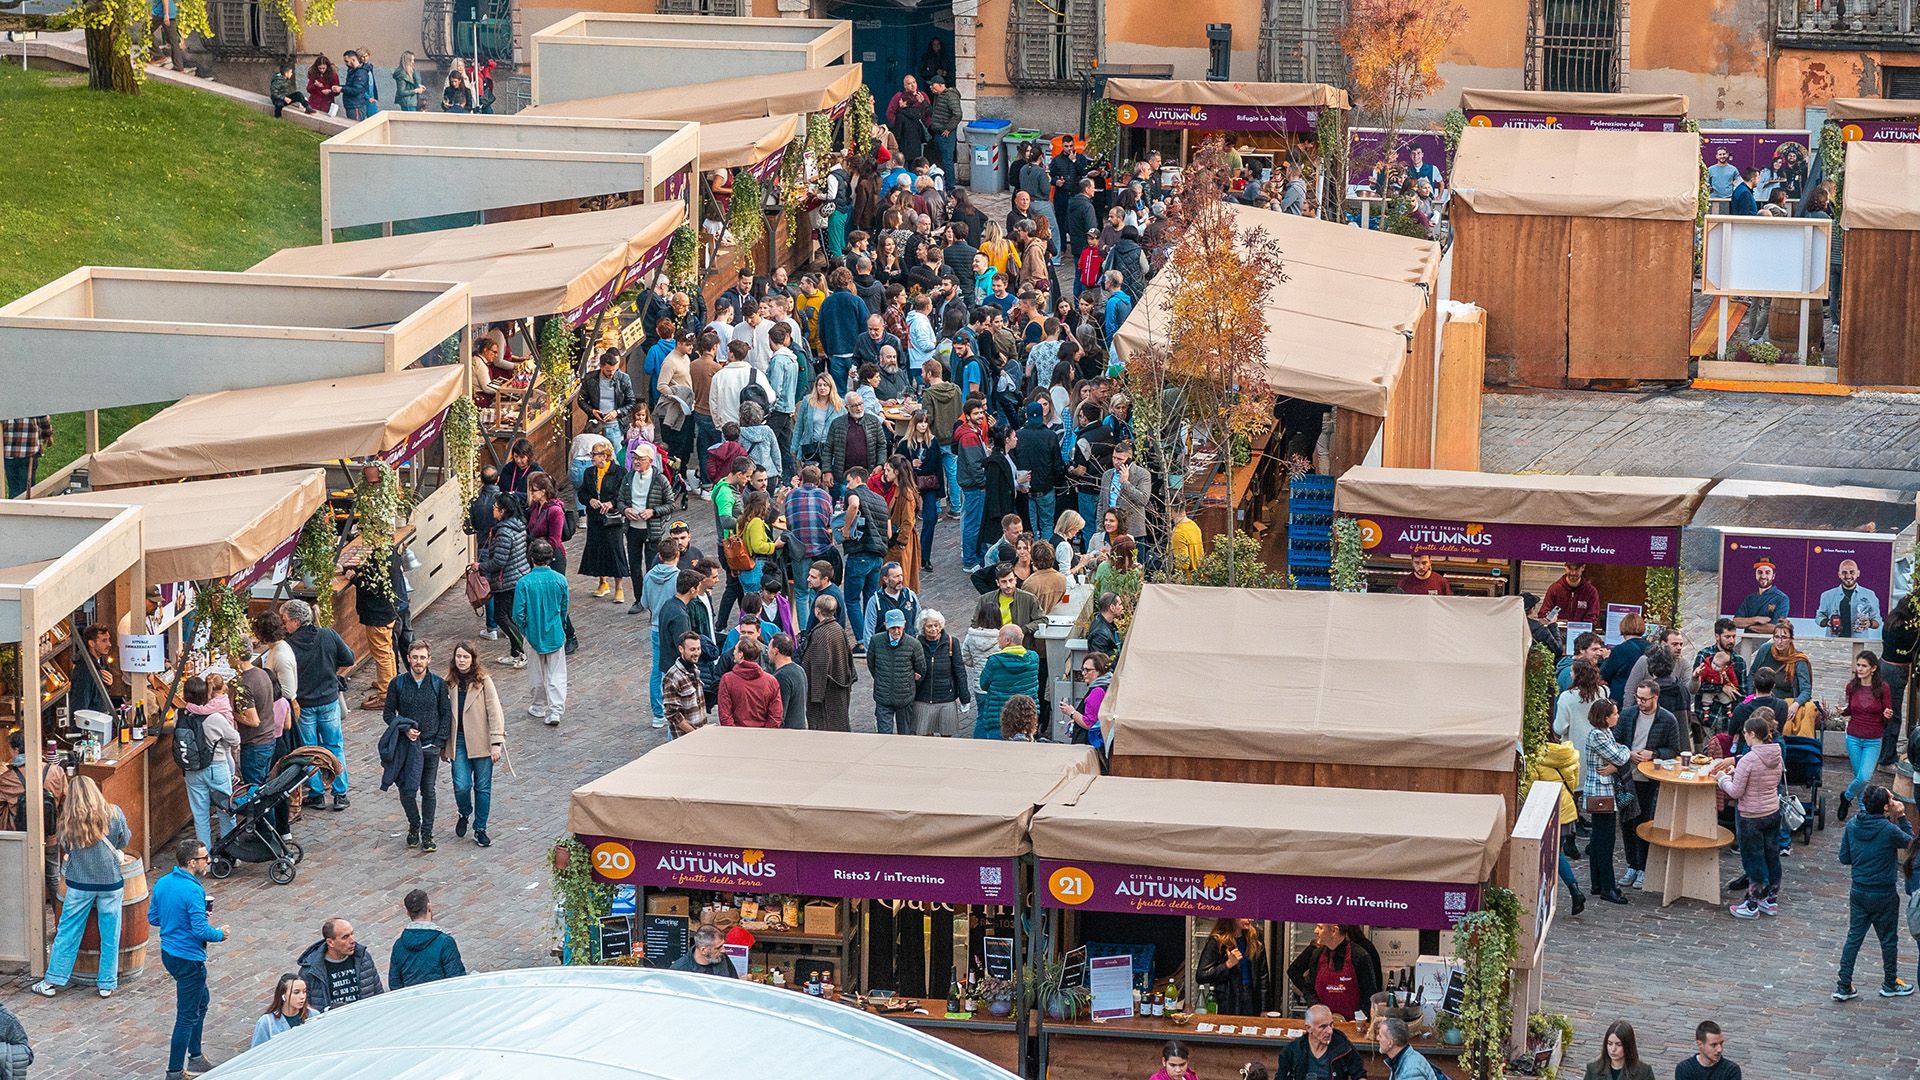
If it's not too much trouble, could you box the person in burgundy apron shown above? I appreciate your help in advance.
[1287,925,1382,1021]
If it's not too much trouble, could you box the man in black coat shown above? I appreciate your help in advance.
[1276,1006,1367,1080]
[1615,679,1683,889]
[297,918,385,1011]
[382,641,453,851]
[1012,401,1062,535]
[1066,178,1099,263]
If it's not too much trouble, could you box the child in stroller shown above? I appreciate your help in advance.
[208,746,340,885]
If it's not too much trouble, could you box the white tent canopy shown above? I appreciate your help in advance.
[531,12,852,106]
[201,968,1021,1080]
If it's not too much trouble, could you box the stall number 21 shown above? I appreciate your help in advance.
[592,842,636,879]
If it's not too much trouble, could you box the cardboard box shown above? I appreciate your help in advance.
[804,901,840,936]
[646,894,690,917]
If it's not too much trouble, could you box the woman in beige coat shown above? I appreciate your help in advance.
[444,642,506,848]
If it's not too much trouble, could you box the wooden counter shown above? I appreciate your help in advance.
[878,1008,1022,1073]
[1041,1013,1466,1080]
[75,732,192,865]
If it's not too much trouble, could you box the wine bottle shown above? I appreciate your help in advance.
[948,968,962,1014]
[1150,988,1164,1017]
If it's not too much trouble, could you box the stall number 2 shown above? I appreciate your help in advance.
[592,842,636,879]
[1048,866,1094,906]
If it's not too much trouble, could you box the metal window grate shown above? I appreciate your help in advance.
[209,0,291,58]
[1007,0,1101,90]
[1889,65,1920,98]
[657,0,747,16]
[1529,0,1622,93]
[1259,0,1348,85]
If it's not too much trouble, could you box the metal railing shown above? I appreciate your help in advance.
[1777,0,1916,35]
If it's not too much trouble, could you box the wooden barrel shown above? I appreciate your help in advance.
[55,855,151,985]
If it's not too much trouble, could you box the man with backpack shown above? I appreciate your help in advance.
[281,599,356,811]
[710,339,773,430]
[840,467,893,648]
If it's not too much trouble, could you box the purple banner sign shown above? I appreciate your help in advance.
[1716,530,1896,640]
[1346,128,1449,191]
[1039,860,1478,931]
[660,171,690,202]
[1354,513,1680,567]
[1114,101,1322,133]
[1699,130,1811,172]
[226,530,302,591]
[562,230,675,328]
[1839,119,1920,143]
[747,144,789,184]
[580,836,1017,905]
[377,408,448,469]
[1465,112,1682,132]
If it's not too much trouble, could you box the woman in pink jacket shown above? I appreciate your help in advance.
[1713,711,1785,919]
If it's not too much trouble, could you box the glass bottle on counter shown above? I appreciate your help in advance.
[948,969,962,1014]
[1150,988,1164,1017]
[807,972,823,997]
[1165,977,1181,1013]
[131,704,147,741]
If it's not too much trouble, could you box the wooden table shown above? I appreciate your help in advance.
[1636,760,1732,907]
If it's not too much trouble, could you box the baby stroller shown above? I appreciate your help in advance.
[1780,733,1826,845]
[208,746,341,885]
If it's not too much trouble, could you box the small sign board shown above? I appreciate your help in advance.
[642,913,688,969]
[120,634,167,674]
[984,936,1015,979]
[597,915,634,962]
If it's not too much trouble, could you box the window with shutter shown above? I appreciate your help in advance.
[1007,0,1100,90]
[209,0,291,58]
[1888,66,1920,99]
[656,0,747,15]
[1527,0,1624,93]
[1259,0,1347,86]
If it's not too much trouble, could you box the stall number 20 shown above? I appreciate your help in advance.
[592,842,636,878]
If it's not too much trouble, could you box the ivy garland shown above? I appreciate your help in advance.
[191,580,250,663]
[850,84,876,156]
[1519,643,1555,800]
[538,317,581,405]
[1819,122,1846,213]
[1087,98,1120,159]
[293,507,338,628]
[550,837,615,965]
[666,225,699,291]
[446,395,481,511]
[779,139,808,238]
[1314,106,1345,221]
[1441,109,1468,159]
[806,112,833,164]
[1685,120,1708,272]
[350,462,411,602]
[1642,566,1678,632]
[1331,516,1365,592]
[728,173,768,273]
[1455,884,1519,1080]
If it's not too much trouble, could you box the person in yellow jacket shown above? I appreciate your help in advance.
[1532,734,1586,915]
[1167,502,1205,578]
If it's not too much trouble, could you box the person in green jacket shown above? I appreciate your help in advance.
[513,540,572,727]
[269,61,310,118]
[389,889,465,988]
[974,624,1039,739]
[391,51,423,111]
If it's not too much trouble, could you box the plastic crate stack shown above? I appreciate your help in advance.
[1287,473,1335,590]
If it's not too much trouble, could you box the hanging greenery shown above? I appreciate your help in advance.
[807,112,833,164]
[550,837,615,965]
[666,225,699,291]
[1442,109,1468,158]
[1819,121,1846,213]
[1455,884,1519,1080]
[1519,643,1555,799]
[538,317,581,404]
[191,580,250,663]
[446,395,481,511]
[1314,106,1345,221]
[437,334,461,367]
[728,173,768,273]
[293,507,338,628]
[350,462,411,602]
[850,84,876,156]
[1684,119,1709,271]
[1087,98,1120,159]
[1643,566,1678,631]
[779,141,808,238]
[1331,516,1366,592]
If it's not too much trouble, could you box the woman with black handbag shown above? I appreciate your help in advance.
[576,441,631,606]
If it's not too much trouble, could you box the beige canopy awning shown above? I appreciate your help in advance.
[1452,126,1700,220]
[45,471,327,585]
[1828,97,1920,121]
[1104,585,1525,772]
[569,727,1098,858]
[697,115,802,170]
[1103,77,1350,110]
[1335,466,1713,528]
[1031,776,1508,883]
[523,65,864,126]
[250,203,685,324]
[1840,141,1920,231]
[1111,204,1436,416]
[1458,88,1689,117]
[89,366,466,487]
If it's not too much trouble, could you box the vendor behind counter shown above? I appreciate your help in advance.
[1286,925,1383,1021]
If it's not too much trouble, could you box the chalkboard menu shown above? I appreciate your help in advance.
[644,913,689,969]
[598,916,634,962]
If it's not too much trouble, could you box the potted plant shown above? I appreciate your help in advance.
[976,975,1019,1017]
[1434,1010,1466,1046]
[1027,955,1092,1021]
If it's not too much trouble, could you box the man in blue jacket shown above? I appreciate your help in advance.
[816,266,870,394]
[1833,784,1915,1001]
[150,839,228,1080]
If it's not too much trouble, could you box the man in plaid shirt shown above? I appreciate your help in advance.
[3,416,52,498]
[782,464,838,628]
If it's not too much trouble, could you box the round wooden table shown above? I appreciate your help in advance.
[1636,760,1732,907]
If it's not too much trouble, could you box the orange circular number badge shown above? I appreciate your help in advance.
[591,841,635,879]
[1048,866,1095,906]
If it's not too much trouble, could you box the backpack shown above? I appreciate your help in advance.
[560,506,579,543]
[739,379,773,418]
[7,763,57,836]
[1908,882,1920,939]
[172,708,218,773]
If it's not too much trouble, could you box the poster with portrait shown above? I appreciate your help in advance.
[1716,528,1896,641]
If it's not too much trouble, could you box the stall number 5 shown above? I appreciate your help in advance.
[592,842,636,879]
[1048,866,1094,906]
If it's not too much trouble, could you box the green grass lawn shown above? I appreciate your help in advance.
[0,63,325,485]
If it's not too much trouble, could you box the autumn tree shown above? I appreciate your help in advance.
[1340,0,1467,179]
[1123,137,1286,587]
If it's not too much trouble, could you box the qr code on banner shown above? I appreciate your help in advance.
[1444,891,1468,910]
[980,866,1004,887]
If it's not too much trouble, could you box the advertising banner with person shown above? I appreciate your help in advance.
[1716,528,1896,640]
[1346,128,1448,198]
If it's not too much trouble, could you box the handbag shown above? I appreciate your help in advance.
[463,565,492,609]
[1581,794,1617,814]
[721,532,756,572]
[1781,793,1808,832]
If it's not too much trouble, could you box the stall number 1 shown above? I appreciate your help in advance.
[1048,866,1094,905]
[592,842,636,878]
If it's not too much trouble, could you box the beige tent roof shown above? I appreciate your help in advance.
[1458,88,1688,117]
[1104,77,1349,111]
[1111,204,1436,416]
[90,366,465,487]
[1828,97,1920,121]
[45,471,327,584]
[522,65,863,125]
[568,727,1098,858]
[250,204,684,323]
[1335,466,1713,528]
[698,115,801,169]
[1840,141,1920,231]
[1104,585,1525,772]
[1452,126,1700,220]
[1031,776,1507,883]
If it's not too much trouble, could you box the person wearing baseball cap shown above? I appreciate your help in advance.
[866,606,927,735]
[667,519,706,566]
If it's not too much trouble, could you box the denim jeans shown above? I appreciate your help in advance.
[451,731,495,832]
[185,758,234,848]
[1735,810,1783,898]
[4,454,37,498]
[933,132,956,186]
[163,952,209,1072]
[1586,810,1618,894]
[398,752,439,834]
[844,552,883,642]
[650,623,666,722]
[919,486,941,564]
[1028,491,1056,538]
[45,886,123,989]
[961,488,985,568]
[942,449,960,513]
[1838,887,1901,991]
[298,696,349,795]
[829,354,856,395]
[1077,492,1097,541]
[1844,734,1880,802]
[239,742,275,789]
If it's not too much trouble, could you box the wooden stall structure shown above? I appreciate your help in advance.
[0,501,144,977]
[1836,140,1920,387]
[570,728,1097,1075]
[1103,78,1350,213]
[1451,126,1699,388]
[1027,776,1508,1080]
[1334,466,1712,611]
[81,366,473,652]
[1112,203,1443,481]
[1457,88,1689,131]
[1825,97,1920,143]
[319,113,698,242]
[529,12,852,107]
[0,269,471,489]
[253,202,688,478]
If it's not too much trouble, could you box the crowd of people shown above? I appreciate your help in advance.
[269,51,499,119]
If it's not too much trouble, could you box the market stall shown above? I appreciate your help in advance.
[82,365,473,651]
[569,727,1099,1074]
[1450,126,1699,387]
[529,12,851,107]
[1457,89,1688,131]
[1825,97,1920,143]
[1835,140,1920,386]
[1335,466,1713,619]
[252,202,687,478]
[1103,78,1350,212]
[318,113,698,242]
[522,65,864,128]
[1027,775,1507,1080]
[0,500,144,978]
